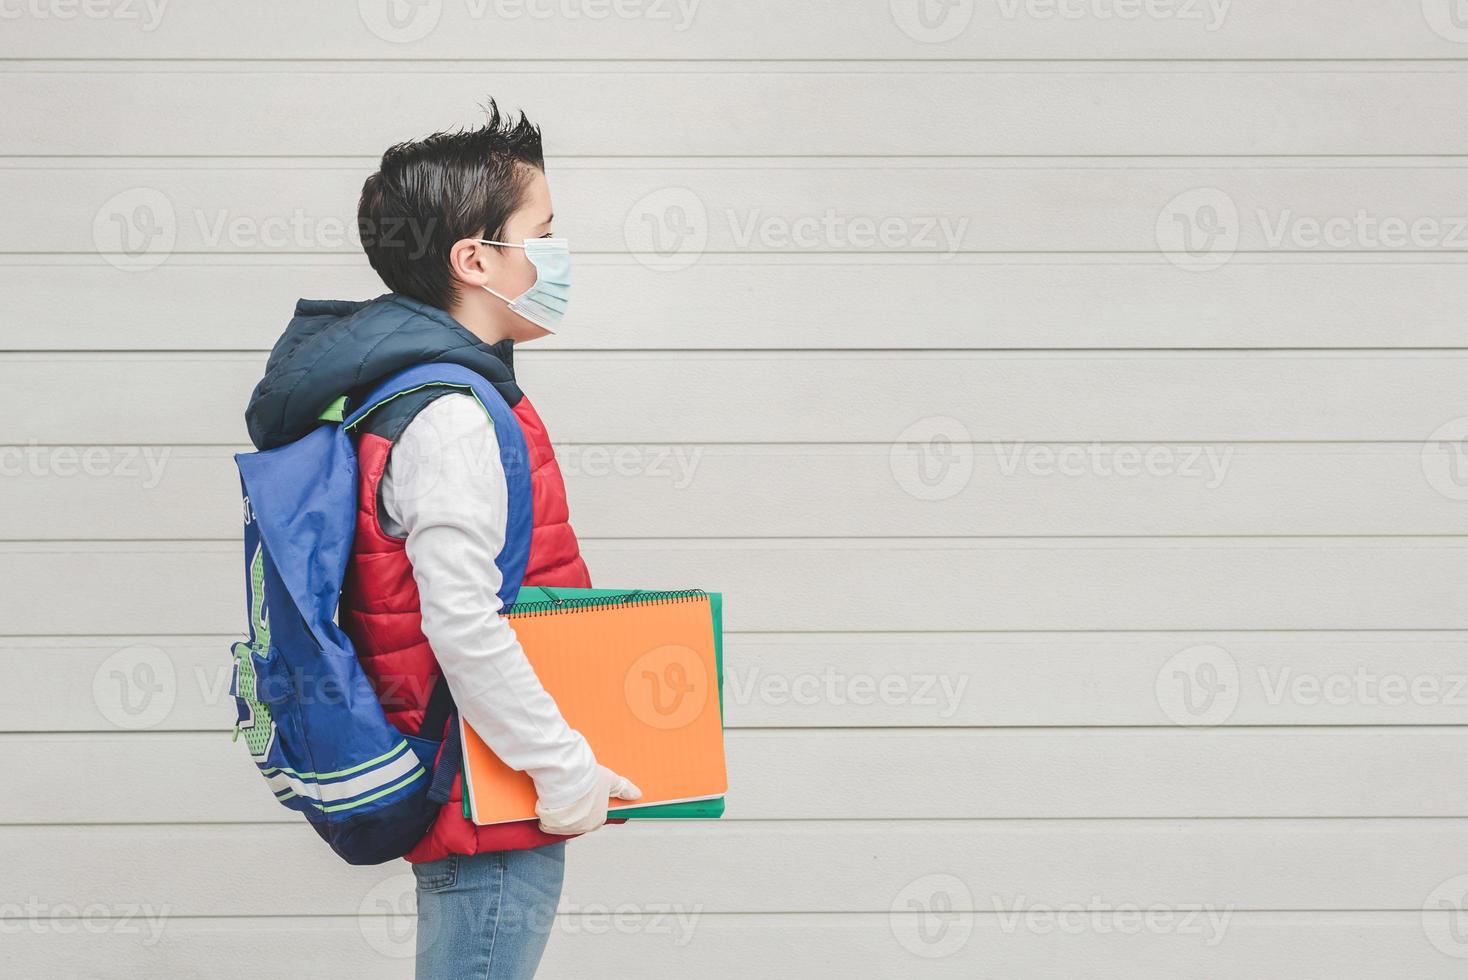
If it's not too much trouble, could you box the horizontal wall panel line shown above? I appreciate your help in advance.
[7,351,1464,444]
[14,159,1468,256]
[12,820,1468,915]
[14,815,1468,827]
[17,724,1468,737]
[11,68,1468,155]
[7,538,1468,633]
[0,439,1457,445]
[16,154,1468,161]
[17,730,1468,822]
[15,60,1468,67]
[10,535,1468,546]
[12,724,1466,738]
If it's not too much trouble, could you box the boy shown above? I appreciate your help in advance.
[243,102,638,980]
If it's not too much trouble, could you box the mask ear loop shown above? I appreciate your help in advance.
[475,239,526,304]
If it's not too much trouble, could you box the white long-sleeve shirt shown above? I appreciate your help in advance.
[378,392,598,810]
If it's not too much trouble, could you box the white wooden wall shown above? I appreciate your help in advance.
[6,2,1468,976]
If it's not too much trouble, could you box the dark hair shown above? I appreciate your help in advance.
[358,99,544,310]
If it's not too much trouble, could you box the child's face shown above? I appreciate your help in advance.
[483,167,557,343]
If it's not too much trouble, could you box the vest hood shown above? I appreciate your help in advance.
[245,294,521,451]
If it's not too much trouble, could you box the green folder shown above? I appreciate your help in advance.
[462,586,726,821]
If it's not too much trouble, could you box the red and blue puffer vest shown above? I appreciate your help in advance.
[243,295,591,862]
[343,386,590,861]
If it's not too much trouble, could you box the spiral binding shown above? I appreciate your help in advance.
[506,588,708,618]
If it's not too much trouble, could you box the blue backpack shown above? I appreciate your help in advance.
[228,364,532,865]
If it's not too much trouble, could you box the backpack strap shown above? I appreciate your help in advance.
[341,363,507,432]
[419,673,455,740]
[335,364,533,611]
[419,674,463,805]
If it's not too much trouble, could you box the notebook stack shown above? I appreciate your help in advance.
[459,587,728,824]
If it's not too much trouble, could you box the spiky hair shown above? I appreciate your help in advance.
[358,99,545,310]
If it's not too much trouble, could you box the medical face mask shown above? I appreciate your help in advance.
[477,237,570,333]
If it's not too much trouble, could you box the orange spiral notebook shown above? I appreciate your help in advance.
[459,589,728,826]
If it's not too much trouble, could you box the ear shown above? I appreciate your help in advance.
[447,237,492,288]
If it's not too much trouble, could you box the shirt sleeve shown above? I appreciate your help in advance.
[379,392,598,810]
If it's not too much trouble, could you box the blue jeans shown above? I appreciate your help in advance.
[413,842,566,980]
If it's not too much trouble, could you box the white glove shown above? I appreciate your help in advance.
[536,764,642,836]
